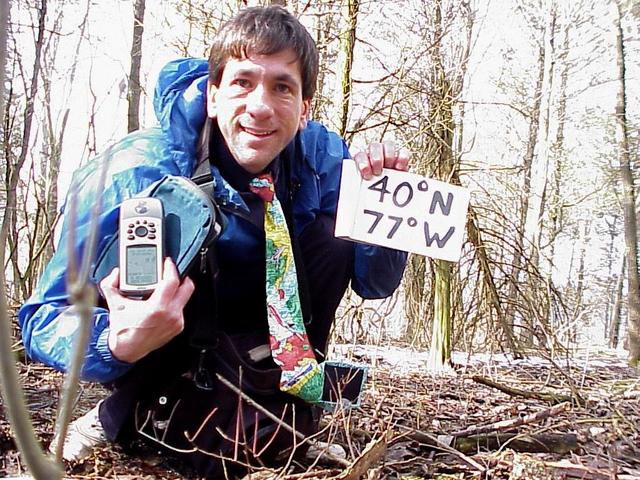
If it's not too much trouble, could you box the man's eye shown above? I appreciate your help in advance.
[235,79,251,88]
[276,84,292,94]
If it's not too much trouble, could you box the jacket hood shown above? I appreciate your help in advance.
[154,58,210,177]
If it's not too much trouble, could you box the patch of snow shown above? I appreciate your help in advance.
[329,344,631,374]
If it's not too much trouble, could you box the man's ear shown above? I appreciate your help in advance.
[206,83,218,119]
[299,99,311,130]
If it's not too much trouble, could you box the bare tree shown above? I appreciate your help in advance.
[335,0,359,137]
[612,1,640,366]
[2,0,47,291]
[128,0,146,132]
[609,257,625,349]
[503,1,549,345]
[0,1,65,476]
[4,0,90,304]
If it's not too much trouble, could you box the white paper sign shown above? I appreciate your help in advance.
[335,159,470,262]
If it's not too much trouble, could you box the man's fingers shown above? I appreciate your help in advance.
[162,257,179,280]
[150,258,194,307]
[99,267,120,300]
[368,142,384,175]
[354,141,410,180]
[354,151,373,180]
[150,258,180,303]
[383,141,398,168]
[174,276,196,307]
[396,147,410,171]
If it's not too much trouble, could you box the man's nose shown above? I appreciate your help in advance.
[246,85,274,119]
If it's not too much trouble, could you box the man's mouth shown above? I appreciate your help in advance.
[242,126,275,137]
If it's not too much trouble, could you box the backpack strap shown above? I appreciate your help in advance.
[188,129,223,389]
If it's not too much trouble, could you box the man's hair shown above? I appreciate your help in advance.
[208,6,319,100]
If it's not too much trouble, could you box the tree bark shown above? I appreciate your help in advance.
[0,3,64,476]
[612,1,640,367]
[2,0,46,300]
[472,375,585,406]
[609,258,625,349]
[428,259,452,371]
[127,0,146,133]
[466,209,519,352]
[603,216,619,342]
[547,22,569,266]
[453,433,578,455]
[504,10,547,344]
[336,0,358,138]
[403,1,473,360]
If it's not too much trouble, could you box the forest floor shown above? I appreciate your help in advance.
[1,344,638,479]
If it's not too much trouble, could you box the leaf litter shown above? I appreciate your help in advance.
[1,345,638,479]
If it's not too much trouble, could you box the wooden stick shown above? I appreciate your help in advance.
[450,401,571,437]
[215,373,350,468]
[408,430,578,455]
[336,433,389,480]
[455,433,578,455]
[472,375,585,406]
[396,425,486,474]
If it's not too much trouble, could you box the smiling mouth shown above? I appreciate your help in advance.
[242,126,275,137]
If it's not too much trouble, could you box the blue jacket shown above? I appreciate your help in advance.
[18,58,407,384]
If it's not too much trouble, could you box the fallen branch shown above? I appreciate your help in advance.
[455,432,578,455]
[408,428,578,455]
[396,425,486,474]
[450,402,571,437]
[472,375,585,406]
[336,433,388,480]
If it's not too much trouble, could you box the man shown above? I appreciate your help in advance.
[19,5,408,476]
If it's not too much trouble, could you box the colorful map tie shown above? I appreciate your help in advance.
[249,173,324,403]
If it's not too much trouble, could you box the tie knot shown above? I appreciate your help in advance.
[250,173,275,203]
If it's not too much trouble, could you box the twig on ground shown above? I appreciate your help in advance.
[450,401,571,437]
[395,424,487,474]
[335,433,389,480]
[215,373,351,468]
[472,375,586,406]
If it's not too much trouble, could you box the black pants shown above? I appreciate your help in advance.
[99,214,354,442]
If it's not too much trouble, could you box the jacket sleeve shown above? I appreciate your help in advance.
[18,129,181,383]
[18,198,133,384]
[304,121,408,299]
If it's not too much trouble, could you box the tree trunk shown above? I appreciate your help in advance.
[603,216,619,343]
[466,209,519,352]
[531,5,556,274]
[424,0,469,372]
[403,0,473,362]
[612,1,640,366]
[548,22,569,267]
[29,1,91,297]
[2,0,46,297]
[609,258,625,349]
[570,221,590,343]
[0,3,64,476]
[127,0,146,133]
[428,259,452,371]
[504,6,548,346]
[335,0,358,138]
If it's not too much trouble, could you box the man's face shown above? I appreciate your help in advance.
[207,49,311,174]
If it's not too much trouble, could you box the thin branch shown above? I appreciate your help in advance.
[215,372,351,468]
[53,145,110,462]
[0,0,63,476]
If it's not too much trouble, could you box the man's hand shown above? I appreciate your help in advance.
[353,141,410,180]
[100,258,195,364]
